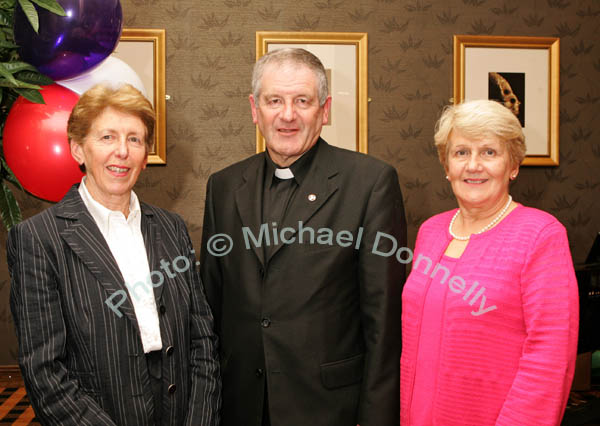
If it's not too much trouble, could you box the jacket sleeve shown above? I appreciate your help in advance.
[356,165,406,426]
[7,222,117,426]
[495,221,579,425]
[175,217,222,426]
[199,175,223,331]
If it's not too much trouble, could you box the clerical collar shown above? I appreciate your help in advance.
[274,168,294,179]
[265,138,321,186]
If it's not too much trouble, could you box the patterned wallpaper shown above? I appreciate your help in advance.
[0,0,598,363]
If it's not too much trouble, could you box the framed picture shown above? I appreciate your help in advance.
[255,31,368,154]
[453,35,559,166]
[112,29,166,165]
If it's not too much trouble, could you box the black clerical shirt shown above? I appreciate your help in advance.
[261,140,319,234]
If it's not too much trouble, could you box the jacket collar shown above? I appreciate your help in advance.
[56,185,163,333]
[234,138,340,266]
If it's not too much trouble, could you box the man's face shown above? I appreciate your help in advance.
[249,62,331,167]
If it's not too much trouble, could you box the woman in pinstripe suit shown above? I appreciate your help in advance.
[7,84,220,425]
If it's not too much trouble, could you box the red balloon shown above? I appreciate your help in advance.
[3,84,83,202]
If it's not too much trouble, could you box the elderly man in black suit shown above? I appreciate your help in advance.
[200,48,405,426]
[8,83,220,425]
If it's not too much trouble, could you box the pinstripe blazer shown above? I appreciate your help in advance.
[7,185,220,426]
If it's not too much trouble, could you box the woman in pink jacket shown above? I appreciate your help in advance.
[401,100,579,425]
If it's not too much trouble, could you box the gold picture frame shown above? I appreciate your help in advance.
[453,35,560,166]
[255,31,368,154]
[113,29,166,165]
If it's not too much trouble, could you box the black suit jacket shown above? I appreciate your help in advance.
[200,139,405,426]
[7,185,220,426]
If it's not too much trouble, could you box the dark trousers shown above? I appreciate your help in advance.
[146,350,163,426]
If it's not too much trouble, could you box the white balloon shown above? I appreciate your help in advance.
[56,56,148,98]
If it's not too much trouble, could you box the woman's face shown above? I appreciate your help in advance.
[446,130,518,211]
[70,107,147,209]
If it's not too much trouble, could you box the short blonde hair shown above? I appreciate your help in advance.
[434,99,526,169]
[67,83,155,151]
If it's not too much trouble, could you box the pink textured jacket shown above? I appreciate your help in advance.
[400,205,579,425]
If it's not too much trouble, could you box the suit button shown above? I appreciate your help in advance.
[159,305,166,315]
[168,384,176,394]
[261,317,271,328]
[255,368,264,377]
[166,346,174,356]
[259,267,264,277]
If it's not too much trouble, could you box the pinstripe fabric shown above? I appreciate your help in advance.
[7,185,221,426]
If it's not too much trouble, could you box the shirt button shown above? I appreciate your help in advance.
[261,318,271,328]
[255,368,264,377]
[168,384,176,394]
[165,346,174,356]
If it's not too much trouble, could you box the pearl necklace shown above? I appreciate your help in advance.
[449,195,513,241]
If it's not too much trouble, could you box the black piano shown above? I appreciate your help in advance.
[576,233,600,354]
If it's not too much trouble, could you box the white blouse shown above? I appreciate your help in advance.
[79,178,162,353]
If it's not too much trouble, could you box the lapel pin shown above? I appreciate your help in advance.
[308,194,317,202]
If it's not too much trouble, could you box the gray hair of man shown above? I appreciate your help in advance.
[251,48,329,107]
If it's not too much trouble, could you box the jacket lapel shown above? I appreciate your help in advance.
[235,155,267,268]
[140,204,165,304]
[267,140,339,263]
[56,186,141,334]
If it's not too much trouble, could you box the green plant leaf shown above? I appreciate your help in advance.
[0,0,17,9]
[0,79,42,89]
[14,87,44,103]
[0,181,22,230]
[15,70,53,85]
[0,63,18,85]
[2,61,37,73]
[0,40,18,48]
[17,0,38,33]
[1,157,23,190]
[30,0,65,16]
[0,9,12,26]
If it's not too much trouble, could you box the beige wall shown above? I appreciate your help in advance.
[0,0,598,364]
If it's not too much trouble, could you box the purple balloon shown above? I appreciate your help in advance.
[14,0,123,81]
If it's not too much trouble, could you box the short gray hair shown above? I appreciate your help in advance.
[434,99,527,169]
[251,48,329,106]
